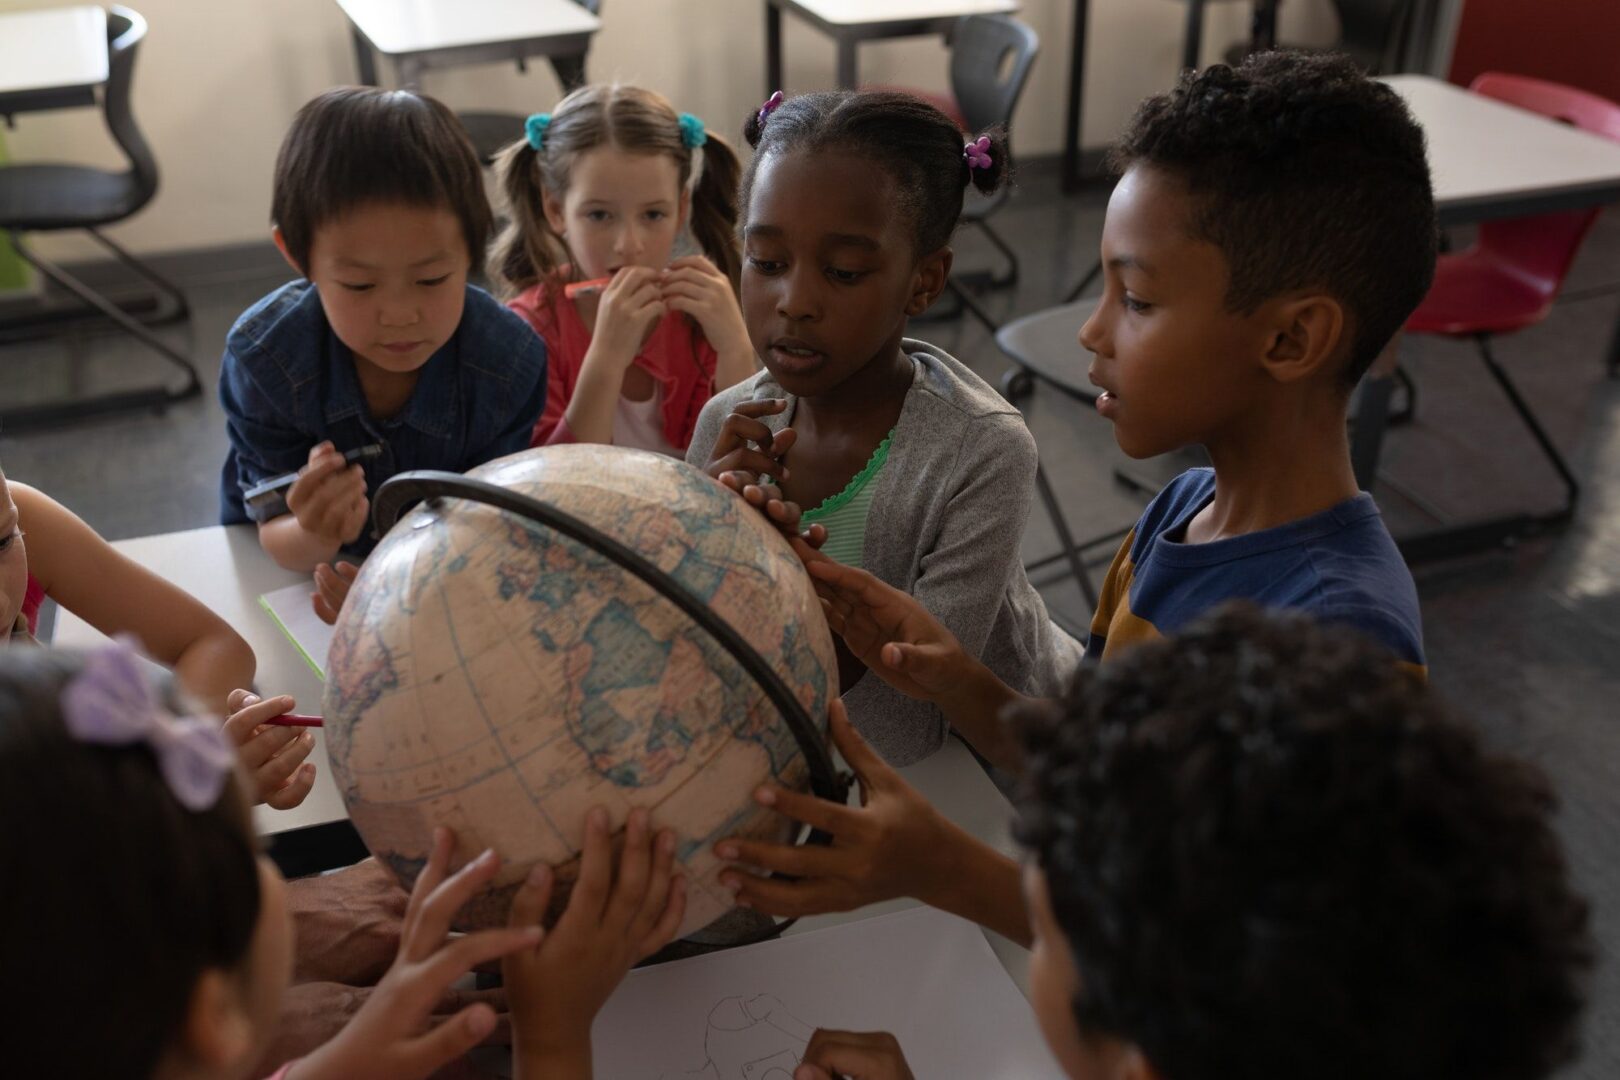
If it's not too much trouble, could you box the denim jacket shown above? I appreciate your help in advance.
[219,279,548,557]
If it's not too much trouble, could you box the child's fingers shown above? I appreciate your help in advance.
[605,808,654,931]
[418,924,544,996]
[713,448,783,481]
[256,729,315,790]
[237,723,302,770]
[226,688,255,713]
[826,700,890,786]
[402,827,455,942]
[729,397,788,420]
[408,848,502,961]
[638,873,687,960]
[223,692,294,745]
[265,762,317,810]
[312,591,340,626]
[334,560,361,584]
[565,806,614,925]
[769,427,799,458]
[716,835,846,881]
[628,827,679,944]
[398,1003,501,1079]
[715,412,777,451]
[507,863,554,931]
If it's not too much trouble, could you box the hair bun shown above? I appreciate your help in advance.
[966,126,1010,195]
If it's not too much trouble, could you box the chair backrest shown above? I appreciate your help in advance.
[1471,72,1620,294]
[947,14,1039,136]
[103,6,159,210]
[1329,0,1411,74]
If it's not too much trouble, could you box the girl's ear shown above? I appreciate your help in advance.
[176,969,256,1072]
[905,247,954,317]
[542,189,569,238]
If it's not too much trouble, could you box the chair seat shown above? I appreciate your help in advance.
[994,298,1100,400]
[457,110,526,166]
[0,164,144,230]
[1405,249,1556,337]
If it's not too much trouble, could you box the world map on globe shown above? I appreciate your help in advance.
[323,445,838,937]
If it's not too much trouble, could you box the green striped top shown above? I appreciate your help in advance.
[799,431,893,569]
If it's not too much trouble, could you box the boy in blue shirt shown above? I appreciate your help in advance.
[220,87,546,592]
[789,606,1592,1080]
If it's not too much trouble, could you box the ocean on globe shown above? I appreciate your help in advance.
[322,444,838,938]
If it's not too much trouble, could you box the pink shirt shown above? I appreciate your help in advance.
[508,278,719,452]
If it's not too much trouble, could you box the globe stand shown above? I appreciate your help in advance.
[373,471,854,954]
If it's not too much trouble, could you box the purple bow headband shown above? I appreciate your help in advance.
[62,637,235,811]
[757,90,784,127]
[964,136,993,172]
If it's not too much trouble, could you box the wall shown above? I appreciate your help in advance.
[6,0,1339,258]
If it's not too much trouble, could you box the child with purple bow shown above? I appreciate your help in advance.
[686,90,1081,769]
[0,640,686,1080]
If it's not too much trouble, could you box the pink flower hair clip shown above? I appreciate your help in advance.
[964,136,993,172]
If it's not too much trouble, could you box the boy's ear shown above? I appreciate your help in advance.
[1259,292,1347,385]
[906,247,954,317]
[270,227,306,279]
[176,969,256,1071]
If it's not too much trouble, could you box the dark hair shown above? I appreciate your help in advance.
[0,649,261,1080]
[740,90,1009,255]
[1014,603,1591,1080]
[272,86,493,274]
[1110,51,1437,384]
[491,84,744,294]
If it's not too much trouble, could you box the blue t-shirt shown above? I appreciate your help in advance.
[1088,468,1425,672]
[219,279,547,557]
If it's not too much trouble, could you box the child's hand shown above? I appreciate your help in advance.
[660,255,751,355]
[714,701,952,917]
[292,828,543,1080]
[806,560,970,704]
[223,689,317,809]
[286,442,369,545]
[795,1029,916,1080]
[590,266,667,366]
[506,805,687,1079]
[704,398,795,488]
[312,560,361,625]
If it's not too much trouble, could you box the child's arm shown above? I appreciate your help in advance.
[715,702,1031,948]
[285,829,542,1080]
[506,806,687,1079]
[565,267,668,444]
[258,443,369,573]
[808,559,1029,771]
[660,255,757,391]
[797,1030,917,1080]
[13,483,255,716]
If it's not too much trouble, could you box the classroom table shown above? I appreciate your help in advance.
[334,0,602,90]
[763,0,1019,94]
[0,5,107,118]
[49,523,1032,986]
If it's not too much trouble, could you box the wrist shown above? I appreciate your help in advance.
[515,1034,592,1079]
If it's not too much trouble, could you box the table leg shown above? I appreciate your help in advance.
[836,36,858,89]
[350,24,378,86]
[1252,0,1281,52]
[1060,0,1089,193]
[1182,0,1205,70]
[396,57,424,91]
[550,52,588,91]
[766,2,783,94]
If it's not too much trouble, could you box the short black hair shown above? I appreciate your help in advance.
[740,90,1009,255]
[272,86,493,274]
[0,649,261,1079]
[1015,603,1591,1080]
[1111,52,1438,384]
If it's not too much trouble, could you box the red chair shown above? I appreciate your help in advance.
[1400,72,1620,553]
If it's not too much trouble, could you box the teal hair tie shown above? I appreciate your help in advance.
[677,112,707,149]
[525,113,552,152]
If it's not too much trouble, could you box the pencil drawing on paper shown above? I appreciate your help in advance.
[659,993,815,1080]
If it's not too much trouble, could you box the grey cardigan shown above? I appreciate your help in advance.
[687,340,1083,765]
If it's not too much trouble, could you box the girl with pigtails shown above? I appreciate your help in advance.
[491,85,756,455]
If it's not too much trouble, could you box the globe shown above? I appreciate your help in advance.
[322,444,838,938]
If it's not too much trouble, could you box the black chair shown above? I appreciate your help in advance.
[1225,0,1413,73]
[0,6,200,431]
[455,0,601,165]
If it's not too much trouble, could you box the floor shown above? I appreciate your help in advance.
[2,160,1617,1077]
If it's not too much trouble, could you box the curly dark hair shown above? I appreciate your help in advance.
[1014,603,1591,1080]
[1110,51,1437,385]
[739,90,1009,255]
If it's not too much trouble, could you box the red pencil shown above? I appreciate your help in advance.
[267,714,324,728]
[563,276,612,299]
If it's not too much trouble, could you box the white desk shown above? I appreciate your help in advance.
[765,0,1019,92]
[335,0,601,90]
[1388,74,1620,227]
[0,5,107,116]
[50,523,1030,981]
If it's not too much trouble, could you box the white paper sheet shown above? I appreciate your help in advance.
[590,906,1063,1079]
[257,581,334,680]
